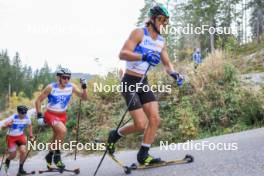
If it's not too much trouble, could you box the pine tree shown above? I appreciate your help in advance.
[248,0,264,43]
[137,0,157,27]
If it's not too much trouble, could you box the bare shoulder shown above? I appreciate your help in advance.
[129,28,144,41]
[45,84,53,91]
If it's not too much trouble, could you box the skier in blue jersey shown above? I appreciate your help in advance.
[193,48,202,69]
[35,67,88,169]
[0,105,34,175]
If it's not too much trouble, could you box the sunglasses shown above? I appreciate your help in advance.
[156,16,169,25]
[19,111,27,114]
[61,76,71,80]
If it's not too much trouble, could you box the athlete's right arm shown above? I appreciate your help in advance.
[119,28,144,61]
[0,115,14,129]
[35,85,52,114]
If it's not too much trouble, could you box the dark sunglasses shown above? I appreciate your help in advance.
[61,76,71,80]
[156,16,169,25]
[19,111,27,114]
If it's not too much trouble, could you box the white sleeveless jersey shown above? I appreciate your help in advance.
[47,82,73,112]
[6,114,31,136]
[125,27,165,75]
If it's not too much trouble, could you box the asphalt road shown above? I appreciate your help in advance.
[4,128,264,176]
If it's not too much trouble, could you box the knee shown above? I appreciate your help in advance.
[135,121,147,131]
[60,127,67,135]
[148,115,160,127]
[54,124,67,136]
[20,148,26,155]
[9,152,16,159]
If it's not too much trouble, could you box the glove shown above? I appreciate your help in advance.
[142,51,160,66]
[80,78,87,89]
[170,72,184,87]
[4,120,13,128]
[37,112,45,126]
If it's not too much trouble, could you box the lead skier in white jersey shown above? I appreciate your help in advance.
[107,4,184,165]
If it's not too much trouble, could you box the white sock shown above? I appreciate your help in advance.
[141,143,151,148]
[117,129,124,137]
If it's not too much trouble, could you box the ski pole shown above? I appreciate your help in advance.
[20,126,42,166]
[74,99,82,160]
[93,65,151,176]
[0,149,7,171]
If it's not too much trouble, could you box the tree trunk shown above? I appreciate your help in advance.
[210,20,215,52]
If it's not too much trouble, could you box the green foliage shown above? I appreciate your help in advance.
[239,92,264,126]
[0,50,55,111]
[136,0,156,27]
[224,36,239,52]
[177,49,192,61]
[216,35,239,52]
[235,38,264,56]
[223,63,238,83]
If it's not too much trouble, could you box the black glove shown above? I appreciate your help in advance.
[80,78,87,89]
[37,112,44,119]
[170,72,184,87]
[37,112,45,126]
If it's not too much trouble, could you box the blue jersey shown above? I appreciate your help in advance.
[47,82,73,112]
[193,52,202,64]
[6,114,31,136]
[125,27,165,74]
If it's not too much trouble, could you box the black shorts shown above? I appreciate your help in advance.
[121,74,156,111]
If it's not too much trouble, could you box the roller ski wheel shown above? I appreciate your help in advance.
[124,166,131,174]
[184,154,194,163]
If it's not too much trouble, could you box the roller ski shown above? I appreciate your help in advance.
[16,162,35,176]
[130,154,194,171]
[38,167,80,174]
[108,153,193,174]
[16,168,35,176]
[108,154,132,174]
[17,170,36,176]
[39,151,80,174]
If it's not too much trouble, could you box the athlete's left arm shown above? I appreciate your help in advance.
[160,44,175,74]
[72,84,88,101]
[161,45,184,86]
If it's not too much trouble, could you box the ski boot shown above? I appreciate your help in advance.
[45,151,53,169]
[53,152,65,170]
[107,130,122,155]
[137,147,162,165]
[17,167,27,176]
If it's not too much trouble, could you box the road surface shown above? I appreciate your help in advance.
[3,128,264,176]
